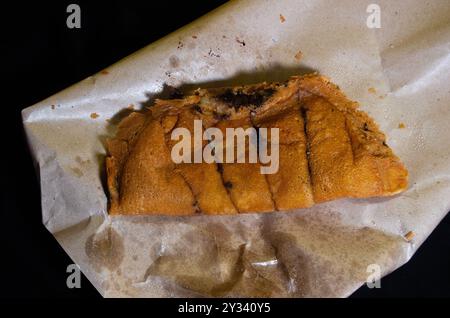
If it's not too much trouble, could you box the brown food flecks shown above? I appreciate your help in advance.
[208,49,221,58]
[404,231,415,241]
[235,37,246,46]
[368,87,377,94]
[51,104,55,110]
[279,14,286,23]
[100,70,109,75]
[192,35,197,39]
[294,50,303,61]
[90,112,99,119]
[398,122,406,129]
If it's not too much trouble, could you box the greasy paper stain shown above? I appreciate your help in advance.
[85,226,124,272]
[169,55,180,68]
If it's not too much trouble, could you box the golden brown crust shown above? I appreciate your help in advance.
[106,74,408,215]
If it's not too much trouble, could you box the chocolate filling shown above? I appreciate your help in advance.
[216,88,275,109]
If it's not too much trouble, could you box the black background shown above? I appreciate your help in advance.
[1,1,449,299]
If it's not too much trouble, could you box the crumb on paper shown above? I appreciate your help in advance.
[368,87,377,94]
[177,41,184,49]
[279,14,286,23]
[100,70,109,75]
[192,35,197,39]
[90,112,99,119]
[75,156,91,165]
[208,49,220,58]
[398,122,406,129]
[71,167,83,177]
[51,104,55,110]
[404,231,415,241]
[222,35,227,39]
[235,37,246,46]
[294,50,303,61]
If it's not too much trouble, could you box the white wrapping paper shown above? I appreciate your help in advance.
[22,0,450,297]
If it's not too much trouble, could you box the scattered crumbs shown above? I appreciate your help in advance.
[294,50,303,61]
[398,122,406,129]
[368,87,377,94]
[75,156,91,165]
[177,41,184,49]
[222,35,227,39]
[51,104,55,110]
[100,70,109,75]
[404,231,415,242]
[208,48,221,58]
[279,14,286,23]
[235,37,246,46]
[90,112,99,119]
[192,35,197,39]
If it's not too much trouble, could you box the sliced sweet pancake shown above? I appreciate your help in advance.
[106,73,408,215]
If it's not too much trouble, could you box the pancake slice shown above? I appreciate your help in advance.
[304,96,408,202]
[109,116,196,215]
[304,97,355,202]
[162,104,238,215]
[253,91,314,210]
[215,108,275,213]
